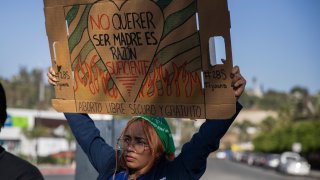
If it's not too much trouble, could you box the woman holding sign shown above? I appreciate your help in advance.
[47,66,246,180]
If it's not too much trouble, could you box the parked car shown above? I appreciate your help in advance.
[216,151,227,159]
[278,152,310,176]
[253,153,268,167]
[265,154,280,169]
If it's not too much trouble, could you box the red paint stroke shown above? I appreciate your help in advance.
[73,56,202,100]
[89,13,110,30]
[116,76,139,79]
[118,79,137,82]
[123,83,135,85]
[105,60,150,76]
[139,59,203,98]
[74,55,119,98]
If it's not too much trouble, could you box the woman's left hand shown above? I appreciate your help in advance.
[231,66,246,100]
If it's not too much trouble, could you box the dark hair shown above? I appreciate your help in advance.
[0,83,7,129]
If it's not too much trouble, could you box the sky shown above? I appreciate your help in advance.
[0,0,319,94]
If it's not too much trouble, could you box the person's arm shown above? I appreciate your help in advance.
[176,102,242,179]
[175,65,245,178]
[64,113,116,177]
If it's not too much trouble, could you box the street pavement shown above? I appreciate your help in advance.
[41,165,75,176]
[41,158,320,180]
[202,158,320,180]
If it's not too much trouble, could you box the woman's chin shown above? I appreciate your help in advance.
[126,161,138,169]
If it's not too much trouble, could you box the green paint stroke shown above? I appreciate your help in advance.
[68,4,92,54]
[107,76,115,90]
[92,59,108,74]
[185,56,202,71]
[79,41,94,65]
[93,60,115,91]
[156,0,172,10]
[66,5,79,27]
[71,40,94,70]
[92,60,115,91]
[156,32,199,64]
[162,1,196,39]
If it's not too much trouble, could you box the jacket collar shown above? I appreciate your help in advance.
[143,154,168,179]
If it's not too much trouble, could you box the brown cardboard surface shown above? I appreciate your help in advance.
[44,0,236,119]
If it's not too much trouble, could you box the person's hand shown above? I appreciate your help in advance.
[47,67,59,86]
[231,66,246,100]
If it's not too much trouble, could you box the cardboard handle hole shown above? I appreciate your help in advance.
[52,41,58,63]
[65,20,70,36]
[196,12,200,31]
[209,36,226,66]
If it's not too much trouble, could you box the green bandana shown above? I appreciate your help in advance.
[135,115,175,155]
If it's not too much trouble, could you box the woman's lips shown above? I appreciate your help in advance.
[126,155,135,162]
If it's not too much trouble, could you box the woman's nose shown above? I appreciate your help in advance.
[126,144,136,153]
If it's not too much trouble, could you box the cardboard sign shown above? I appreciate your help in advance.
[44,0,236,119]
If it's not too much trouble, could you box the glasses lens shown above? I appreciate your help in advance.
[117,138,126,150]
[117,138,148,153]
[134,142,145,153]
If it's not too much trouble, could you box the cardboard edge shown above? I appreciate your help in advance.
[44,0,237,120]
[52,99,77,112]
[44,0,97,8]
[205,103,236,119]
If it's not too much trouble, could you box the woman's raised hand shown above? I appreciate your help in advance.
[47,67,59,86]
[231,66,246,100]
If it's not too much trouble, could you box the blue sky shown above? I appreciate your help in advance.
[0,0,319,94]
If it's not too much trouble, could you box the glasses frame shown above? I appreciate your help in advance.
[117,137,150,154]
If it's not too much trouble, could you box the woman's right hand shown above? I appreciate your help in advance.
[47,67,59,86]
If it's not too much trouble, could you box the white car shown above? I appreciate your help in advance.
[266,154,280,169]
[216,151,227,159]
[278,152,310,176]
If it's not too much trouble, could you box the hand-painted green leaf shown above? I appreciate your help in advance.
[162,1,196,39]
[66,5,79,27]
[68,4,92,54]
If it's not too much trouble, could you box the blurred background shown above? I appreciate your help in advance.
[0,0,319,179]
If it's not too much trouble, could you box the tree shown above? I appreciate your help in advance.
[238,91,260,109]
[259,116,277,132]
[290,86,316,120]
[316,92,320,117]
[233,120,256,142]
[1,67,54,109]
[253,120,320,153]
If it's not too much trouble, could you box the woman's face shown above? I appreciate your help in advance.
[122,121,152,172]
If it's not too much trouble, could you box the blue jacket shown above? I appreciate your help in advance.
[64,103,242,180]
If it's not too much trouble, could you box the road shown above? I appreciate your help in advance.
[44,174,74,180]
[202,158,317,180]
[44,158,317,180]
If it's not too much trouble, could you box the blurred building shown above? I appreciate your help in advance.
[220,109,278,152]
[0,108,112,158]
[247,77,264,98]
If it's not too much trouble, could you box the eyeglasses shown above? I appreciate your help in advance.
[117,137,150,153]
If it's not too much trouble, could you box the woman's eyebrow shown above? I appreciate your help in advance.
[123,134,131,138]
[134,136,147,141]
[123,135,144,139]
